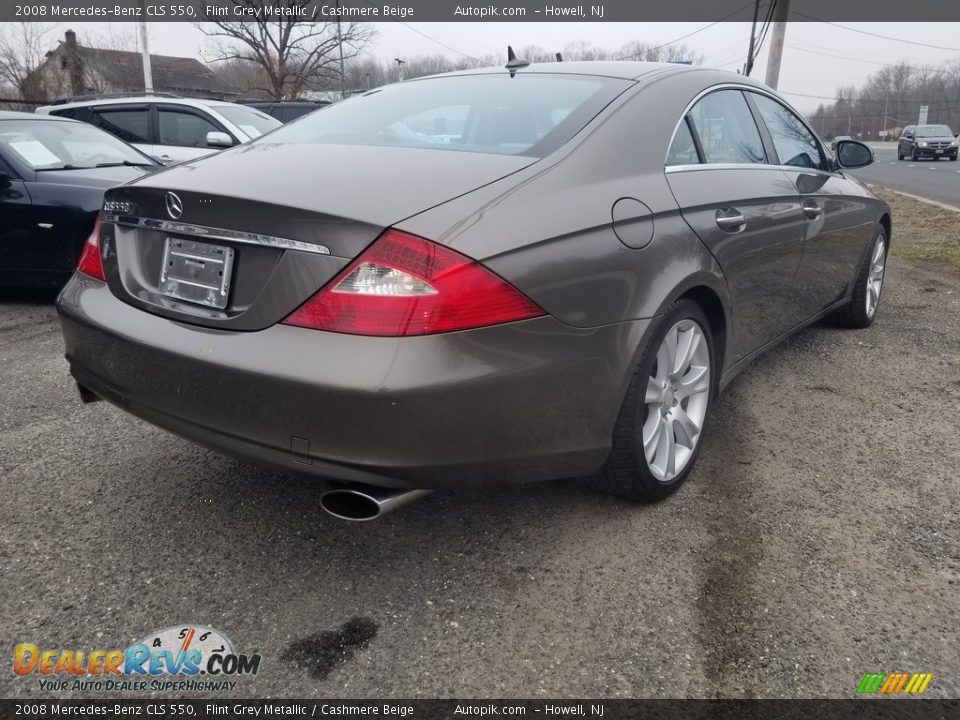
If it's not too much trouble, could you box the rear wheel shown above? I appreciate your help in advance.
[833,227,887,329]
[590,300,715,501]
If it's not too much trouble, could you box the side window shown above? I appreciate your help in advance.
[666,119,699,165]
[688,90,766,164]
[158,108,221,148]
[50,107,87,121]
[91,107,149,144]
[750,94,824,170]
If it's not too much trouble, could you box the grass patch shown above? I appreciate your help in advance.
[871,188,960,273]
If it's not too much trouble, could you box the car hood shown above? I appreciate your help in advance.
[38,164,158,188]
[916,135,955,142]
[128,142,538,227]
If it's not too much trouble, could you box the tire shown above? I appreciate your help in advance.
[589,300,715,501]
[951,155,957,161]
[897,147,903,160]
[833,226,887,329]
[911,148,918,161]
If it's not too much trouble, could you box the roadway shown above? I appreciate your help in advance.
[849,146,960,208]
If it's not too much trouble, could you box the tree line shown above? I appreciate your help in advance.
[808,59,960,140]
[0,18,701,105]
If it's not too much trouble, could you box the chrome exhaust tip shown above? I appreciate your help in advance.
[320,486,431,522]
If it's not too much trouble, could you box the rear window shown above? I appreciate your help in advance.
[258,73,631,157]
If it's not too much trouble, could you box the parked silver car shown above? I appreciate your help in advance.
[36,95,281,165]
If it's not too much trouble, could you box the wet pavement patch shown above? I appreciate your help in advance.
[281,617,379,679]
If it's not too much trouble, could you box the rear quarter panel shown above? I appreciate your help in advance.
[398,68,736,330]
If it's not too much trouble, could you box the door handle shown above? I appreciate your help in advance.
[715,208,746,232]
[802,201,822,219]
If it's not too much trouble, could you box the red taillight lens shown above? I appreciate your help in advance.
[282,229,544,336]
[77,214,105,282]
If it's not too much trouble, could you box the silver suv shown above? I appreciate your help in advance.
[36,95,281,165]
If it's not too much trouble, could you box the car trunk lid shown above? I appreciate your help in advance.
[100,144,536,331]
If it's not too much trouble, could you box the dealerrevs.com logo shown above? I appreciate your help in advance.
[14,625,261,693]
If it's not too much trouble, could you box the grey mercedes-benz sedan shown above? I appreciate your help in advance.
[57,61,890,520]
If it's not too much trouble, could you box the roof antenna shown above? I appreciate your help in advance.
[505,45,530,77]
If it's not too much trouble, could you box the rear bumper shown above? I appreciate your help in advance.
[57,276,651,489]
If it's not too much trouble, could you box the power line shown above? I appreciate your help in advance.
[753,0,777,58]
[781,89,959,107]
[790,38,921,64]
[396,22,485,64]
[703,37,755,65]
[786,44,890,67]
[790,14,960,52]
[615,4,754,61]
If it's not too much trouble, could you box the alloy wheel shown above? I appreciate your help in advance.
[866,236,886,318]
[642,319,711,482]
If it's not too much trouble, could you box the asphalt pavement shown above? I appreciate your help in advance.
[2,248,960,699]
[850,147,960,208]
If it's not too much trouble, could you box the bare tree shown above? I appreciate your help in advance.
[194,4,374,99]
[208,56,271,97]
[0,22,60,101]
[615,41,703,65]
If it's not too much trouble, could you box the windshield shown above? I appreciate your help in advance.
[214,105,282,139]
[0,119,155,170]
[916,125,953,137]
[257,73,631,157]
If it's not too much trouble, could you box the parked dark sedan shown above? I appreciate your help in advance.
[57,63,890,520]
[0,111,158,287]
[897,124,958,161]
[238,99,331,123]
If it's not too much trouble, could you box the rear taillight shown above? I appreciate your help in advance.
[77,214,105,282]
[282,229,544,336]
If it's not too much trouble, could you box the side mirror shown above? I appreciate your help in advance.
[206,131,234,148]
[836,140,874,169]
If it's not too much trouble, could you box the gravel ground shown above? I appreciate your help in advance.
[1,194,959,700]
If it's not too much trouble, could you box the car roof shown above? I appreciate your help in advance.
[36,95,231,112]
[416,60,742,82]
[0,110,79,121]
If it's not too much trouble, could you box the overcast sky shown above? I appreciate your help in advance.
[59,22,960,112]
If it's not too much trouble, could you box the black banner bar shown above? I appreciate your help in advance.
[2,0,960,22]
[3,700,960,720]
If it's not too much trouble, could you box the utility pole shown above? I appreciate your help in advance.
[882,98,889,139]
[763,0,790,90]
[744,0,761,76]
[335,0,346,99]
[137,1,153,93]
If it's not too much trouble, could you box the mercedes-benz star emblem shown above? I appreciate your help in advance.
[165,191,183,220]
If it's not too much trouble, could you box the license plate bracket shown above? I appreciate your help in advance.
[159,237,234,310]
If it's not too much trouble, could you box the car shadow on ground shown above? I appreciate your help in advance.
[0,287,61,304]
